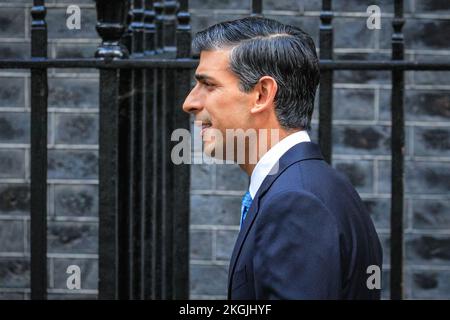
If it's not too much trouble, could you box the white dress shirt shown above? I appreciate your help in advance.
[249,130,311,199]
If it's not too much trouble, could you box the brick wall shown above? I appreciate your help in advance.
[0,0,99,299]
[0,0,449,300]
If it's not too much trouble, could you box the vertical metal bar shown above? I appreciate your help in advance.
[95,0,130,300]
[143,0,156,300]
[30,0,48,300]
[318,0,334,164]
[117,7,133,300]
[390,0,405,301]
[130,0,145,300]
[153,67,164,299]
[153,0,165,298]
[172,0,191,300]
[98,69,121,300]
[251,0,263,16]
[161,0,177,300]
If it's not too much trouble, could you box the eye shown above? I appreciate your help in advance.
[203,82,215,90]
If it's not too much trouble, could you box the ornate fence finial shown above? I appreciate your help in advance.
[176,0,191,58]
[144,0,156,54]
[163,0,177,52]
[95,0,130,59]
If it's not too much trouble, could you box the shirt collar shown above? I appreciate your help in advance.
[249,130,311,199]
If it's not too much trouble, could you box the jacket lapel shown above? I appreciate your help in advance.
[227,142,324,296]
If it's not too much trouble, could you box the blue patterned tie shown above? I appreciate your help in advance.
[240,191,253,229]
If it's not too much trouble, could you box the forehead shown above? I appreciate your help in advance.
[196,49,235,80]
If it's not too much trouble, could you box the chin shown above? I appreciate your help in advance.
[203,141,216,159]
[203,141,229,161]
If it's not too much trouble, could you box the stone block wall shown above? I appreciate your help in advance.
[0,0,449,299]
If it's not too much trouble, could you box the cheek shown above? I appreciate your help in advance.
[206,89,250,128]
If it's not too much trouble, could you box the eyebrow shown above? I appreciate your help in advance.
[194,73,218,83]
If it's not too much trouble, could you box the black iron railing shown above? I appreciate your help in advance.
[0,0,449,300]
[29,0,48,301]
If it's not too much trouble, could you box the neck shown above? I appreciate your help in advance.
[238,128,300,176]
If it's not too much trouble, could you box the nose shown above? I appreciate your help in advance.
[182,85,203,114]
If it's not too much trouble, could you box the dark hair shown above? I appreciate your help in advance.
[192,16,320,130]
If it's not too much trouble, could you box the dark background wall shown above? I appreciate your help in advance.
[0,0,449,299]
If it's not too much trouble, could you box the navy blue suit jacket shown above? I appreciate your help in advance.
[228,142,383,299]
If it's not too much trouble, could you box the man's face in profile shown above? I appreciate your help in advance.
[182,49,255,160]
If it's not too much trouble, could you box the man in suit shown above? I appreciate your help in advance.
[182,17,382,299]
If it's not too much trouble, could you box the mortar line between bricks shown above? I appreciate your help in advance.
[410,124,415,157]
[45,38,102,43]
[190,259,228,266]
[407,13,450,20]
[190,295,227,299]
[0,108,29,113]
[0,144,28,148]
[0,38,100,44]
[0,178,25,183]
[48,108,99,113]
[190,225,240,231]
[48,253,98,259]
[332,154,450,161]
[333,84,450,90]
[407,265,450,271]
[0,252,27,257]
[190,190,245,196]
[189,9,249,15]
[212,163,217,190]
[0,216,99,223]
[0,38,29,43]
[24,146,29,180]
[0,288,29,293]
[408,198,413,231]
[47,179,99,184]
[0,144,99,149]
[50,73,99,79]
[358,193,450,200]
[407,230,450,235]
[23,7,29,40]
[23,75,30,112]
[212,229,217,262]
[373,158,379,195]
[374,23,380,51]
[47,289,98,294]
[411,0,416,16]
[47,144,99,150]
[50,111,55,146]
[49,183,55,217]
[23,216,28,255]
[49,257,54,289]
[331,120,450,126]
[411,156,450,161]
[0,2,95,8]
[51,42,57,65]
[373,88,380,124]
[410,51,416,87]
[51,217,99,222]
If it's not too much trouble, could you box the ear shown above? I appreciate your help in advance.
[250,76,278,114]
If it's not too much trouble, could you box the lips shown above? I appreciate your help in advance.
[200,123,212,136]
